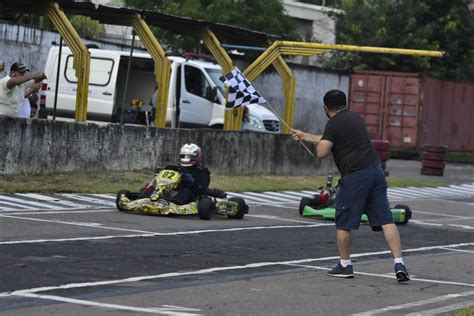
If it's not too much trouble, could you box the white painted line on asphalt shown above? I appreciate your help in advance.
[4,209,116,215]
[388,188,428,198]
[446,224,474,230]
[0,214,156,234]
[302,190,318,195]
[262,191,301,201]
[352,290,474,316]
[448,185,474,194]
[0,195,63,210]
[390,188,432,197]
[2,242,473,296]
[434,187,469,196]
[0,200,37,210]
[405,187,440,196]
[0,223,329,245]
[281,191,314,198]
[287,263,474,287]
[404,301,474,316]
[242,192,289,202]
[227,192,269,203]
[411,220,474,230]
[410,220,446,227]
[13,293,203,316]
[61,194,115,206]
[15,193,86,208]
[411,209,468,219]
[90,194,116,201]
[247,214,316,224]
[460,184,474,189]
[439,247,474,254]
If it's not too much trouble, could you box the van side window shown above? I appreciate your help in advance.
[65,56,114,86]
[184,65,213,102]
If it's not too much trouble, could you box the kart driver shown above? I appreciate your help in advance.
[140,143,211,205]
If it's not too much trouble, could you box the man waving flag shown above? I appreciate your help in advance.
[220,67,266,108]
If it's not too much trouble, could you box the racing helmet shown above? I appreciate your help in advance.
[180,143,201,167]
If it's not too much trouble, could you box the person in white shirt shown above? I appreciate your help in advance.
[0,62,46,118]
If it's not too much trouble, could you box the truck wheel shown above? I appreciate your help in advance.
[227,197,247,219]
[116,190,131,211]
[198,197,214,220]
[394,204,412,225]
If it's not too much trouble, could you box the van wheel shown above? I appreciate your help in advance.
[210,124,223,129]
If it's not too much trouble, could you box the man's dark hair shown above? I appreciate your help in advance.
[323,89,347,111]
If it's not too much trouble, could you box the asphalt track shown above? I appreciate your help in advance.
[0,193,473,315]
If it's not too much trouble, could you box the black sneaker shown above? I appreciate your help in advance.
[394,263,410,282]
[327,263,354,278]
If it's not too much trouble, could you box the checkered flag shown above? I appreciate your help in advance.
[220,67,266,108]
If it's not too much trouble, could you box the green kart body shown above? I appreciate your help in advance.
[300,204,412,225]
[299,176,412,225]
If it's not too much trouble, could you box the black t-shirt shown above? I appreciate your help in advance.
[321,109,380,176]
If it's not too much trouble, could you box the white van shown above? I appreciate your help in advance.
[43,46,280,132]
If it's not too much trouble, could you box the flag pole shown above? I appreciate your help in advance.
[265,102,314,157]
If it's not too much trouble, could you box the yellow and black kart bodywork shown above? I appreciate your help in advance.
[116,168,248,220]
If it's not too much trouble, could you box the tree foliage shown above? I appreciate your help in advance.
[326,0,474,81]
[120,0,297,52]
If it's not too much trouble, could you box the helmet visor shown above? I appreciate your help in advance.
[180,154,196,166]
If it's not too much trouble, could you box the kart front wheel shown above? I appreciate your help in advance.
[394,204,412,225]
[198,197,214,220]
[299,197,311,216]
[116,190,131,212]
[227,197,247,219]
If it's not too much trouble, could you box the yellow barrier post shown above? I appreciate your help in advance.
[130,14,171,128]
[46,3,90,122]
[199,29,238,130]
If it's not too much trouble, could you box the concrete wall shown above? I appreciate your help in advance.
[0,117,336,176]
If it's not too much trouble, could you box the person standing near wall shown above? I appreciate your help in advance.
[0,62,46,118]
[291,89,410,282]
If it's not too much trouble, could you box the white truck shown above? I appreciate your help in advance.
[42,46,280,132]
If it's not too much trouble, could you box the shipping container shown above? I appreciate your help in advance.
[349,70,474,153]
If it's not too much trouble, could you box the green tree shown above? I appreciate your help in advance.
[326,0,474,81]
[120,0,297,52]
[70,15,105,39]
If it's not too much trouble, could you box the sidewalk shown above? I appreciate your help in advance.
[387,159,474,185]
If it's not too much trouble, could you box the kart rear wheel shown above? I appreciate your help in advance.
[198,197,214,220]
[116,190,131,212]
[227,197,247,219]
[394,204,412,225]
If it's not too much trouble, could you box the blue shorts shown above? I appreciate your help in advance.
[335,165,393,231]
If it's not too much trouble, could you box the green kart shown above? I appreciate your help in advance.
[298,176,412,225]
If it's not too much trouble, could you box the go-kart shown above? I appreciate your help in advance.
[116,166,248,220]
[299,176,412,225]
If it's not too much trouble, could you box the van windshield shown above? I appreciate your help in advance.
[205,68,225,96]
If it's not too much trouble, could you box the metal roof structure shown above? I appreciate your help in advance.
[1,0,273,46]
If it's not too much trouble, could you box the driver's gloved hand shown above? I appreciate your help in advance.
[183,173,195,186]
